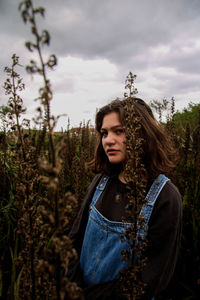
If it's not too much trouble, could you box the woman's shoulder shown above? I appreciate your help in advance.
[148,178,182,233]
[161,179,182,203]
[152,178,182,221]
[149,175,182,205]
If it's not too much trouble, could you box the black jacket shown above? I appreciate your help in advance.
[68,174,182,300]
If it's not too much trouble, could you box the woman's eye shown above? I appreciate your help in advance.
[116,129,124,134]
[101,131,107,137]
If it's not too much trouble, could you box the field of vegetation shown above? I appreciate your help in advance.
[0,1,200,299]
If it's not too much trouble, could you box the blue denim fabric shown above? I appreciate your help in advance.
[80,174,169,289]
[80,175,130,285]
[136,174,169,242]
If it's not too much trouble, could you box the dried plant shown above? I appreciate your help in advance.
[19,0,57,165]
[0,1,85,299]
[16,0,83,299]
[3,54,27,160]
[119,72,148,299]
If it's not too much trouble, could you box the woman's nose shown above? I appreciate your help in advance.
[105,133,115,144]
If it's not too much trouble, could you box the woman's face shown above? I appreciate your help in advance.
[101,112,127,164]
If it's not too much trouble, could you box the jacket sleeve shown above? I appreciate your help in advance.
[141,181,182,298]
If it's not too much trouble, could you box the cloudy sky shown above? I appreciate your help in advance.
[0,0,200,130]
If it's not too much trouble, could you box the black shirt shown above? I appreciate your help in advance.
[95,176,129,221]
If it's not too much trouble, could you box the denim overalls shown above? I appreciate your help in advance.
[80,174,169,289]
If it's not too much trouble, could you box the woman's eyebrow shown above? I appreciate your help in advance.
[101,125,122,131]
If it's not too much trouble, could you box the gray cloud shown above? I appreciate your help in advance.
[0,0,200,127]
[1,0,200,72]
[167,49,200,75]
[47,0,200,61]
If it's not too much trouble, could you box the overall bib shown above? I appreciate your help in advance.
[80,174,169,290]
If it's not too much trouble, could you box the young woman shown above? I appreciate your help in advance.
[68,98,182,300]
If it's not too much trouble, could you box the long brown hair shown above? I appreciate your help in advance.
[87,97,178,179]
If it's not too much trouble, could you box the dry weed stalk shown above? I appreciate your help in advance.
[3,54,27,160]
[2,53,40,299]
[119,72,148,299]
[1,0,85,299]
[19,0,57,166]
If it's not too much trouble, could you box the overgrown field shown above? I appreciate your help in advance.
[0,1,200,299]
[1,100,200,300]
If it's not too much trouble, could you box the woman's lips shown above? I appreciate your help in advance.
[107,149,119,155]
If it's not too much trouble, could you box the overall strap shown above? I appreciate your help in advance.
[91,174,110,207]
[136,174,170,241]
